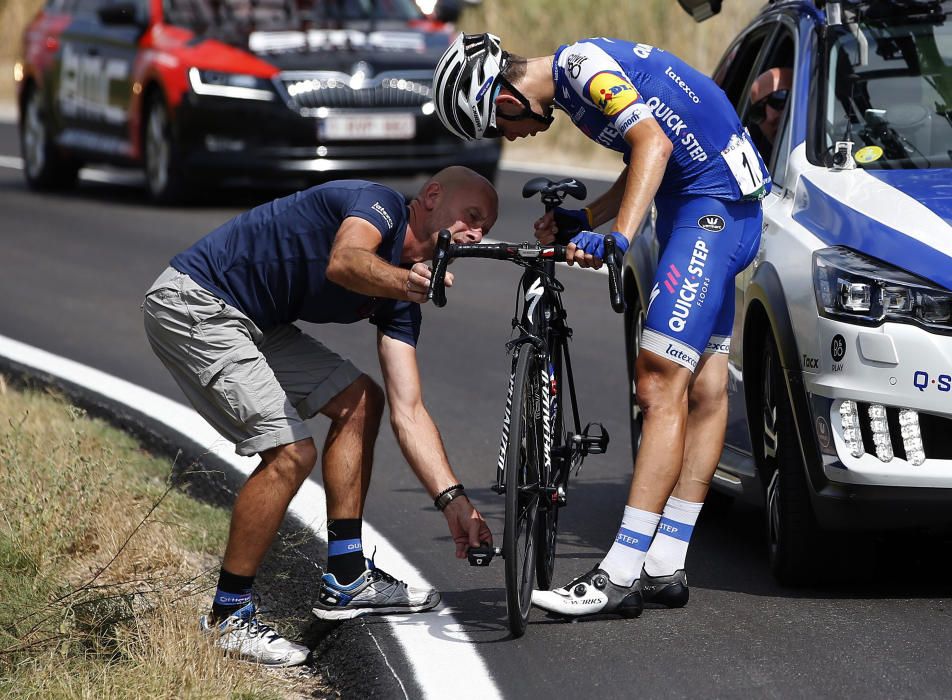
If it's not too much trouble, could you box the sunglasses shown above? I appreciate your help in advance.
[749,89,789,125]
[483,75,555,139]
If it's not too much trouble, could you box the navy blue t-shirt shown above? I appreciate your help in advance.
[171,181,421,346]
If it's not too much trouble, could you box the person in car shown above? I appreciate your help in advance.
[433,34,770,618]
[748,67,792,159]
[143,166,496,664]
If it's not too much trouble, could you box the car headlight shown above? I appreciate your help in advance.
[813,246,952,331]
[188,68,275,101]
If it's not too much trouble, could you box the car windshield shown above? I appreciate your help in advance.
[163,0,424,34]
[815,3,952,169]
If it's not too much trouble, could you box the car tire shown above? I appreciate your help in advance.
[20,84,80,191]
[761,331,821,586]
[625,293,645,460]
[144,91,190,204]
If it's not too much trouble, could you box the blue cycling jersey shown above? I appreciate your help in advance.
[171,181,421,346]
[553,38,771,200]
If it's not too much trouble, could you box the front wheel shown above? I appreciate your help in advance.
[144,92,190,204]
[761,332,821,585]
[625,294,645,460]
[504,343,543,638]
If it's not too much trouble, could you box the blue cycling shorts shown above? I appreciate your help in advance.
[641,195,763,372]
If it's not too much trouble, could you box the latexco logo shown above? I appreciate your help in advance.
[697,215,725,232]
[372,202,393,228]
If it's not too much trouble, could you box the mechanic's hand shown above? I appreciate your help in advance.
[534,207,591,245]
[407,262,453,303]
[566,231,629,269]
[443,496,493,559]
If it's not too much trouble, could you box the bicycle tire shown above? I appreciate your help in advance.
[535,355,559,591]
[504,343,543,637]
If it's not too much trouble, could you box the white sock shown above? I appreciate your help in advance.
[643,496,703,577]
[598,506,661,587]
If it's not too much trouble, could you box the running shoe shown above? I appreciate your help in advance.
[530,568,643,619]
[199,601,309,667]
[312,558,440,620]
[639,568,689,608]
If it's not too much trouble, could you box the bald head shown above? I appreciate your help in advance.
[750,67,792,105]
[403,166,499,263]
[419,166,498,205]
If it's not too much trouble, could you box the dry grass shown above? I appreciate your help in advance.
[0,377,318,699]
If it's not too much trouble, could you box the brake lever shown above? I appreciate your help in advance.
[427,229,452,307]
[603,235,625,314]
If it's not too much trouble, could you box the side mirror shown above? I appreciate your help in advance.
[97,2,145,27]
[434,0,461,24]
[676,0,722,22]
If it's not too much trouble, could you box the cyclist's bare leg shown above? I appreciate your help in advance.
[222,438,319,576]
[626,350,694,513]
[672,352,728,503]
[318,374,385,520]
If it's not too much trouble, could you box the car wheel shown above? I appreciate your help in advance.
[625,293,645,459]
[761,332,820,585]
[144,92,189,204]
[20,85,80,191]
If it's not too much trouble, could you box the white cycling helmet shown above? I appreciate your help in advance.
[433,32,507,141]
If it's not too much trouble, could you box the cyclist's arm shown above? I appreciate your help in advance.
[613,118,672,240]
[376,332,491,555]
[327,217,427,303]
[584,168,628,228]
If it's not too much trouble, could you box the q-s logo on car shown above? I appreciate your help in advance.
[913,371,952,393]
[587,72,639,117]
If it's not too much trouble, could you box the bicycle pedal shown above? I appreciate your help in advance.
[467,543,501,566]
[575,422,610,455]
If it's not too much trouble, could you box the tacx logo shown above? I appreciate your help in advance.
[372,202,393,229]
[697,215,725,232]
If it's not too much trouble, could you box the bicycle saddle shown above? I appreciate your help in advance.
[521,176,587,202]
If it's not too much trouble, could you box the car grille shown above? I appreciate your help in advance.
[837,400,952,464]
[277,72,432,112]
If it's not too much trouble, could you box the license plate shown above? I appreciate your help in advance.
[319,114,416,141]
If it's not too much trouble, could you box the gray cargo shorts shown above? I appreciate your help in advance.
[142,267,363,456]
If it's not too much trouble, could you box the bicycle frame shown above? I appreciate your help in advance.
[494,260,585,504]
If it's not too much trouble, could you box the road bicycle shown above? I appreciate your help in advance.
[427,177,624,637]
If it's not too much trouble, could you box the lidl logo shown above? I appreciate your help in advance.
[587,72,638,117]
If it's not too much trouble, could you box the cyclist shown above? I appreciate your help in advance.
[143,166,496,664]
[434,35,768,617]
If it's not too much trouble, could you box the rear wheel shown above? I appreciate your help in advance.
[504,343,543,637]
[761,332,820,585]
[20,85,80,191]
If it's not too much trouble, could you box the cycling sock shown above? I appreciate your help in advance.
[598,506,661,587]
[211,568,255,621]
[643,496,703,576]
[327,518,364,585]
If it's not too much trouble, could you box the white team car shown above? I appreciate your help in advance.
[624,0,952,583]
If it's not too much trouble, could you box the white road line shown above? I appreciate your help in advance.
[0,333,502,700]
[0,154,142,185]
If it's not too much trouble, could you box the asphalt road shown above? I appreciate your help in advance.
[2,122,952,699]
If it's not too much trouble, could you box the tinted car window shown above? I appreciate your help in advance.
[815,7,952,169]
